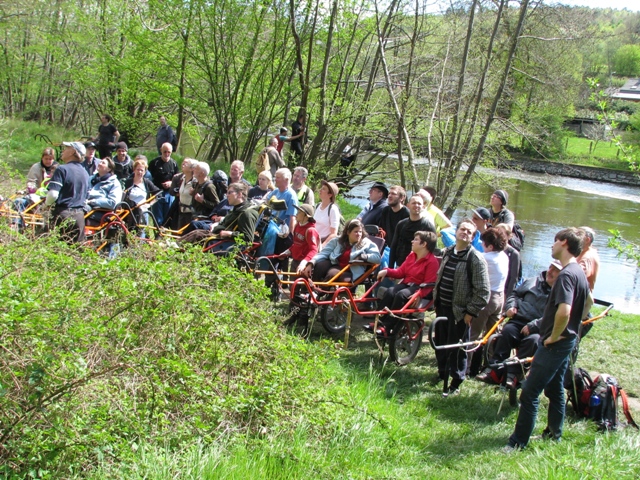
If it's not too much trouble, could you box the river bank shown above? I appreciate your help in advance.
[496,156,640,187]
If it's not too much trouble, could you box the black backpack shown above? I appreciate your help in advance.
[509,222,525,251]
[565,368,638,431]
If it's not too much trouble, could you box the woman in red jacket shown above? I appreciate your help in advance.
[370,230,439,336]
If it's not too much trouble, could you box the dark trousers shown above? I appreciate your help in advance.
[265,234,293,288]
[491,318,539,375]
[435,305,469,384]
[313,259,352,283]
[509,337,576,448]
[378,283,419,329]
[52,207,86,243]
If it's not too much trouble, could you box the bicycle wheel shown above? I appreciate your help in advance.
[320,292,350,334]
[428,316,448,351]
[483,333,500,366]
[389,320,423,365]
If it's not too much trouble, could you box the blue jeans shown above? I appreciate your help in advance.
[509,336,576,448]
[151,191,173,226]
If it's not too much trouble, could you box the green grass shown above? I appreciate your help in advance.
[89,307,640,479]
[560,136,629,170]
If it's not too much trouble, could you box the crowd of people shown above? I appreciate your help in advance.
[12,114,602,452]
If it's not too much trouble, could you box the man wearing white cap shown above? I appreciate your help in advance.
[45,142,90,243]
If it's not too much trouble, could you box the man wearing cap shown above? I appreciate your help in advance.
[279,204,320,274]
[292,166,315,206]
[357,182,388,227]
[82,141,100,176]
[489,189,514,228]
[477,259,562,388]
[112,142,133,182]
[314,180,341,247]
[379,185,409,248]
[149,142,179,226]
[156,116,177,155]
[389,195,436,268]
[45,142,90,243]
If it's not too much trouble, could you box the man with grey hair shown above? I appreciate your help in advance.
[292,166,314,205]
[45,142,90,243]
[182,161,220,234]
[228,159,251,188]
[263,168,299,291]
[576,226,599,292]
[149,142,179,226]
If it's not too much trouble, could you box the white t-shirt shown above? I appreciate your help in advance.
[483,250,509,293]
[314,202,341,239]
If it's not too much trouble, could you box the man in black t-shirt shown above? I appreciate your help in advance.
[149,143,179,226]
[506,227,589,451]
[45,142,90,243]
[94,114,120,160]
[389,195,435,268]
[379,185,409,248]
[290,113,306,160]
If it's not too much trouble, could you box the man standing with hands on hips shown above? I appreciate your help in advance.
[505,227,589,451]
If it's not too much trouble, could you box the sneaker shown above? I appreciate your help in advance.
[375,325,388,337]
[442,388,460,398]
[475,368,493,383]
[505,373,517,389]
[363,323,375,333]
[501,445,519,454]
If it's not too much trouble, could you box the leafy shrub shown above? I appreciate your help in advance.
[0,231,337,477]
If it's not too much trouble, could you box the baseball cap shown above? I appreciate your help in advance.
[62,141,86,157]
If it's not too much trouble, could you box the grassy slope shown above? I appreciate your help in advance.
[93,307,640,479]
[560,137,630,170]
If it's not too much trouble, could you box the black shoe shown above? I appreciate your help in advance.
[363,323,375,332]
[505,373,517,389]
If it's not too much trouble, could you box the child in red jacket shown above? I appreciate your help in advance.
[279,204,320,273]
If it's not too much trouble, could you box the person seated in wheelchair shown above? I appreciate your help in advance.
[179,182,260,253]
[278,204,320,274]
[476,259,562,388]
[364,231,439,337]
[301,219,381,284]
[123,158,161,231]
[84,157,123,226]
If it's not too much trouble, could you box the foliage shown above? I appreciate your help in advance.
[0,231,343,477]
[86,305,640,479]
[613,44,640,77]
[608,229,640,266]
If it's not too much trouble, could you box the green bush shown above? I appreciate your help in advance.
[0,232,338,477]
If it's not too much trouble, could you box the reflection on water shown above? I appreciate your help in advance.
[348,172,640,313]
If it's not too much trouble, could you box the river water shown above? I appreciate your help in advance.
[348,169,640,313]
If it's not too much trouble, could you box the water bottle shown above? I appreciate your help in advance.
[589,393,602,421]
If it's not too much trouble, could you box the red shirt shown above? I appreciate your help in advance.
[290,221,320,263]
[385,251,439,298]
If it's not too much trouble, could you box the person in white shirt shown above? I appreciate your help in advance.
[468,227,510,376]
[313,180,341,247]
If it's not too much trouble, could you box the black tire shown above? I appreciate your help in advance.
[483,333,500,367]
[428,316,448,351]
[320,292,350,334]
[389,320,423,365]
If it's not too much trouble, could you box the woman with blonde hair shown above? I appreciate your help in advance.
[248,170,275,201]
